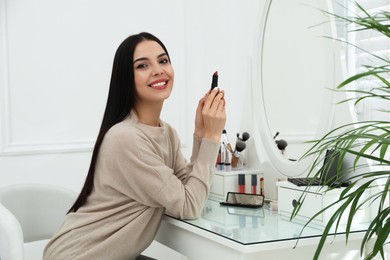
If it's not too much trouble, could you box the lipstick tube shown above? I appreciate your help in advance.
[251,174,257,194]
[260,177,264,196]
[217,142,225,171]
[210,71,218,93]
[224,147,231,171]
[238,174,245,193]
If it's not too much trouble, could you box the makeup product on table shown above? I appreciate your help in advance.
[216,142,224,170]
[251,174,257,194]
[220,192,264,208]
[260,177,264,196]
[224,146,231,171]
[238,174,245,193]
[210,71,218,93]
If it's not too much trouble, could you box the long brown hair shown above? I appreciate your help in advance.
[68,32,170,213]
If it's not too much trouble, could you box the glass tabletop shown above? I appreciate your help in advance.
[167,199,369,245]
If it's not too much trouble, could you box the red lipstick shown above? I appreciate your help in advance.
[260,177,264,196]
[238,174,245,193]
[251,174,257,194]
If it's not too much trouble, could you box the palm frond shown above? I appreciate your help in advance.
[293,2,390,257]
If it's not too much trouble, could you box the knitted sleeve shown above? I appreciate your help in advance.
[172,134,202,184]
[104,125,219,219]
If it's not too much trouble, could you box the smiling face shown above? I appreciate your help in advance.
[133,40,174,108]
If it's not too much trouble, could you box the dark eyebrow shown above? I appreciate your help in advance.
[133,53,168,64]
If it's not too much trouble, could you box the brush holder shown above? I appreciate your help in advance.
[231,154,244,169]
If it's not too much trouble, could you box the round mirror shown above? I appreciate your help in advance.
[252,0,339,176]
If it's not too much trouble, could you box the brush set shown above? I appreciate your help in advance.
[217,129,250,170]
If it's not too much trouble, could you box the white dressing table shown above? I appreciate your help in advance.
[155,199,369,260]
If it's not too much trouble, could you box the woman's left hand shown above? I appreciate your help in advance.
[194,89,225,139]
[194,93,207,139]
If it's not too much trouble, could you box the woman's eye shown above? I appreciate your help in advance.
[159,58,169,64]
[136,63,148,69]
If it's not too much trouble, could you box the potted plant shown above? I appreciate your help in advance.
[292,2,389,259]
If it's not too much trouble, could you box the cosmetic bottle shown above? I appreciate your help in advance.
[260,177,264,196]
[251,174,257,194]
[217,142,225,171]
[238,174,245,193]
[224,147,231,171]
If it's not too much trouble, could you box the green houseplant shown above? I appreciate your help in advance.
[292,2,390,259]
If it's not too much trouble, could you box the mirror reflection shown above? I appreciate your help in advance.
[252,0,339,177]
[224,192,264,207]
[262,0,335,160]
[227,207,265,218]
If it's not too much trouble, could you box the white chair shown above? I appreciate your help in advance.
[0,183,77,260]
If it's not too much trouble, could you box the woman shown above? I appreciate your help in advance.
[43,32,226,259]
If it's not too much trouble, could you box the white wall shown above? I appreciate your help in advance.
[0,0,262,191]
[0,0,357,198]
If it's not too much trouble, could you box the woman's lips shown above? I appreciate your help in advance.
[149,79,168,89]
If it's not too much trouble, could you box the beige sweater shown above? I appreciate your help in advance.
[43,112,219,260]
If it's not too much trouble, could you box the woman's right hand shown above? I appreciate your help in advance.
[200,88,226,142]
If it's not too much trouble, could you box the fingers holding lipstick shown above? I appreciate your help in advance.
[204,88,224,109]
[194,95,207,138]
[202,88,226,142]
[211,91,225,112]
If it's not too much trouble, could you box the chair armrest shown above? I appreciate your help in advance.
[0,204,24,260]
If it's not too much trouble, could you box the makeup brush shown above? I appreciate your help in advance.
[274,131,288,151]
[222,129,233,153]
[236,133,242,142]
[231,141,246,168]
[242,132,250,142]
[276,139,288,150]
